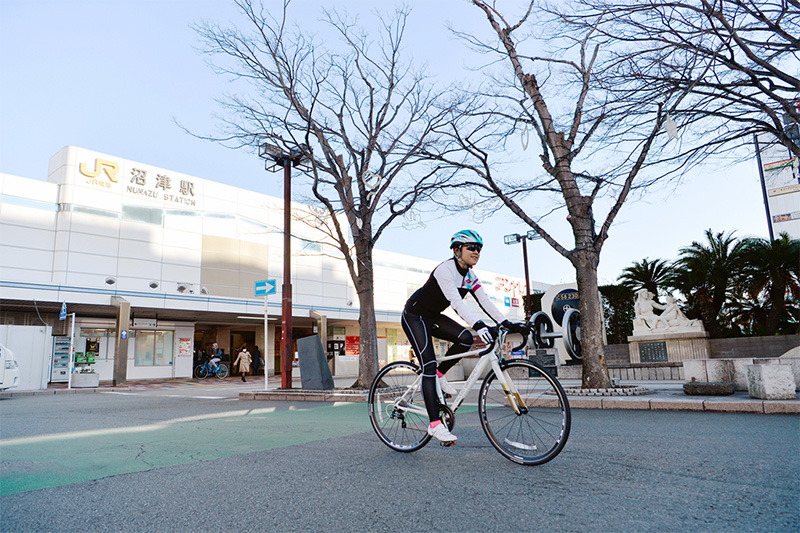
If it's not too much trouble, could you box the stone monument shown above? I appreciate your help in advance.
[628,289,709,363]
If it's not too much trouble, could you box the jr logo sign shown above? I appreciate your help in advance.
[79,159,120,183]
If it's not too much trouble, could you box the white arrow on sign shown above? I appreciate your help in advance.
[255,279,277,296]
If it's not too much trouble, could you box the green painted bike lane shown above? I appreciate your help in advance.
[0,403,370,496]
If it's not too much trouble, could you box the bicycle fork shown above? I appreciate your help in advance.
[490,358,528,415]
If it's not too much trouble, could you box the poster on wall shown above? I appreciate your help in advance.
[341,336,359,361]
[178,338,192,357]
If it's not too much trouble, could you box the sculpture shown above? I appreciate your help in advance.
[632,289,704,335]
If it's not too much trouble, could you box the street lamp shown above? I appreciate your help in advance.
[504,230,543,321]
[259,142,311,389]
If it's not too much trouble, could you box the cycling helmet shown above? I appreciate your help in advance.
[450,229,483,249]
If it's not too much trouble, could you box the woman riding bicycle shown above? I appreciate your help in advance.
[401,229,528,445]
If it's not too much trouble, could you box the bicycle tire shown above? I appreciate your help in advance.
[194,365,209,379]
[478,360,571,465]
[214,363,230,379]
[368,361,432,453]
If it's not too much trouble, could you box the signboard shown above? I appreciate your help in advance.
[133,318,157,328]
[345,336,360,355]
[757,132,800,239]
[640,341,668,362]
[60,302,67,321]
[255,279,277,296]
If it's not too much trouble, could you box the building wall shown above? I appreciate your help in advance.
[1,146,543,381]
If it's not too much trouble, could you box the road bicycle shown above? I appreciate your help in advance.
[193,358,230,380]
[368,323,571,465]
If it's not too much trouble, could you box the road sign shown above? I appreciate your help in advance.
[255,279,277,296]
[120,330,128,340]
[59,302,67,321]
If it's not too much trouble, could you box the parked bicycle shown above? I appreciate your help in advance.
[193,357,230,379]
[368,322,571,465]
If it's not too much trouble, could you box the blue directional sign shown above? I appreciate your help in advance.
[59,302,67,321]
[255,279,277,296]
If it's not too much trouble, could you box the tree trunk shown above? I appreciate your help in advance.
[764,280,786,335]
[572,250,611,389]
[352,244,379,389]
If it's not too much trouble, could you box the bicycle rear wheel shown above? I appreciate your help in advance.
[368,361,431,452]
[479,360,571,465]
[214,363,230,379]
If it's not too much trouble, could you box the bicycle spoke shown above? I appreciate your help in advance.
[479,360,571,465]
[368,361,431,453]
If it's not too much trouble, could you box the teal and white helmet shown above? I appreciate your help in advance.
[450,229,483,250]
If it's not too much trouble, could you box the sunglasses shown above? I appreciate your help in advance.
[465,244,482,252]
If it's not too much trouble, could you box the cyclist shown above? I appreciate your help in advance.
[209,343,223,371]
[401,229,528,445]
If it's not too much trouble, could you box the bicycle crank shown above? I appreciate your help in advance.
[438,404,455,431]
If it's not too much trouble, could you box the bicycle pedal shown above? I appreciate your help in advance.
[439,440,456,447]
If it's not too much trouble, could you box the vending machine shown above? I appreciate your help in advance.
[51,336,71,382]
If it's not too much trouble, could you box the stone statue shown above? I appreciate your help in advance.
[633,289,705,335]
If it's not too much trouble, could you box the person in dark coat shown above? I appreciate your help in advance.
[251,345,263,375]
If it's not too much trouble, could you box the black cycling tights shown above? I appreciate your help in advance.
[401,311,474,422]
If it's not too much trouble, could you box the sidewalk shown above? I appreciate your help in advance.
[2,375,797,414]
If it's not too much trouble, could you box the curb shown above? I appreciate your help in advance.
[238,390,800,414]
[1,387,131,398]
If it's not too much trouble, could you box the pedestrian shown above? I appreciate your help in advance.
[234,347,252,382]
[251,345,262,375]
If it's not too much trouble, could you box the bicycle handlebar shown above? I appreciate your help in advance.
[476,323,530,356]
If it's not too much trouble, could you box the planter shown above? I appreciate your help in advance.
[72,372,100,388]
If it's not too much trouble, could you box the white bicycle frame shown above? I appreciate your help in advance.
[392,329,529,418]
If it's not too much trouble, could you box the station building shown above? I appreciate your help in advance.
[0,146,547,387]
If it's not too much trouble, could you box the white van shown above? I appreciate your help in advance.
[0,342,20,390]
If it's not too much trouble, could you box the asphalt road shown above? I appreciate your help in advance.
[1,391,798,532]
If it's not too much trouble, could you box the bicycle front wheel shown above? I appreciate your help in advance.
[479,360,571,465]
[194,365,208,379]
[214,363,230,379]
[368,361,431,453]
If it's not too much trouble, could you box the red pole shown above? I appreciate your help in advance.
[281,160,293,388]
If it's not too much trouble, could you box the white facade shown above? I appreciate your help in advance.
[0,146,546,383]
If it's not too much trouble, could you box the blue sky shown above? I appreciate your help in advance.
[0,0,769,285]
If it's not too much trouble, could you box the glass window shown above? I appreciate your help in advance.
[122,205,164,225]
[134,330,174,366]
[79,328,116,359]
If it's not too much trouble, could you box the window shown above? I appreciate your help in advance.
[386,328,402,364]
[134,330,174,366]
[79,328,116,359]
[122,205,164,225]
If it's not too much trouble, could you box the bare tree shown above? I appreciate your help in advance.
[194,0,457,387]
[433,0,717,388]
[439,0,797,388]
[562,0,800,159]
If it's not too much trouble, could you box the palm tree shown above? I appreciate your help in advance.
[670,230,747,338]
[738,233,800,335]
[617,258,673,301]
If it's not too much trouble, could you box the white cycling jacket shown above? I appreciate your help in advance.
[404,257,506,328]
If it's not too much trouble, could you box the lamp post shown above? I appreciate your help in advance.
[504,230,543,321]
[259,143,311,389]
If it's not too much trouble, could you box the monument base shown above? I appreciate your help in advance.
[627,331,709,364]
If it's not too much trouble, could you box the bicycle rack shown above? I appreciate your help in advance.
[529,308,582,361]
